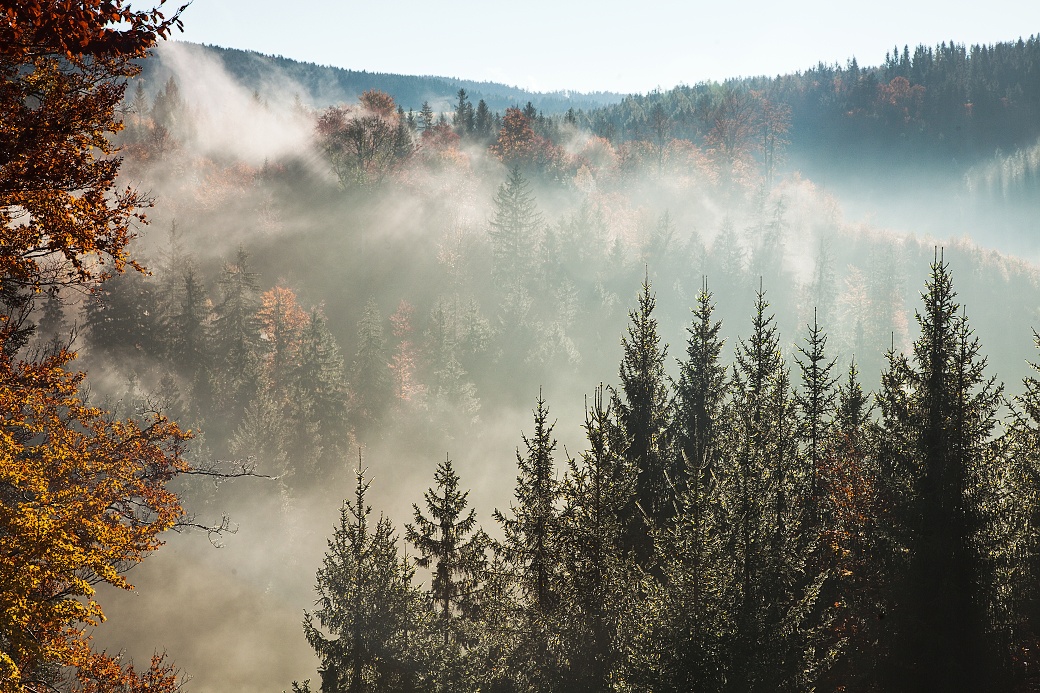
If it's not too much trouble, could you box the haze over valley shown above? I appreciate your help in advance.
[7,8,1040,691]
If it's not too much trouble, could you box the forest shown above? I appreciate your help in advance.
[6,3,1040,692]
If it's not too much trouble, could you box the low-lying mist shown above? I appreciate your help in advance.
[70,43,1040,691]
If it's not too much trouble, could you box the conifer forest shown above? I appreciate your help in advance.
[9,3,1040,692]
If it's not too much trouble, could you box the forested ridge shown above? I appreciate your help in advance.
[7,5,1040,691]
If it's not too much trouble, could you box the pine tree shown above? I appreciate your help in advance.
[301,467,430,693]
[614,276,673,566]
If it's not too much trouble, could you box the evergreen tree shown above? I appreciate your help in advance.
[210,248,264,424]
[83,268,159,360]
[614,276,673,566]
[876,253,1005,690]
[452,89,474,137]
[488,166,542,288]
[419,101,434,131]
[721,282,794,692]
[673,279,727,497]
[1002,332,1040,689]
[351,300,393,436]
[558,386,636,690]
[35,289,68,352]
[492,394,564,691]
[793,310,838,528]
[300,467,430,693]
[295,307,349,465]
[170,265,210,375]
[405,456,489,691]
[473,99,493,140]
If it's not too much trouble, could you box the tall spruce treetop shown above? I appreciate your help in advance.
[877,252,1004,691]
[351,300,393,435]
[494,393,562,615]
[558,385,636,690]
[406,455,488,625]
[835,359,870,441]
[674,279,728,495]
[302,467,428,693]
[488,166,542,287]
[794,310,838,525]
[212,248,263,372]
[615,275,673,565]
[733,281,781,420]
[491,394,567,691]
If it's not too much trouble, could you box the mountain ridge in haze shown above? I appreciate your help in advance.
[139,41,626,115]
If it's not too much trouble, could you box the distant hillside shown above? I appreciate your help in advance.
[138,42,625,115]
[580,36,1040,168]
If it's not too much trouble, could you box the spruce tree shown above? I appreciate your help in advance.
[294,307,348,466]
[673,279,727,497]
[210,248,264,425]
[559,386,636,690]
[492,394,564,691]
[722,282,794,692]
[350,300,393,436]
[473,99,493,140]
[876,254,1004,690]
[488,166,542,288]
[301,467,430,693]
[1003,332,1040,690]
[406,456,488,691]
[452,89,474,136]
[793,310,838,528]
[614,276,673,566]
[83,268,159,359]
[170,265,210,376]
[418,101,434,131]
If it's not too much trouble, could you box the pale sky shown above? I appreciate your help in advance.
[177,1,1040,94]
